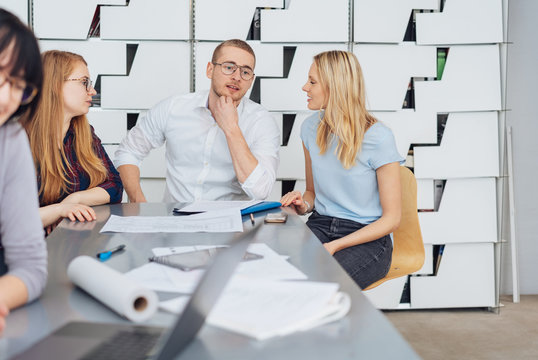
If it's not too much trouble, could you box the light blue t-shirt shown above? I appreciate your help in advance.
[301,113,404,224]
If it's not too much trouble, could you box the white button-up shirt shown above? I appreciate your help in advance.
[114,91,280,202]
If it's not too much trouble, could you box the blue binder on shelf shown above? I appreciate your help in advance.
[240,201,282,215]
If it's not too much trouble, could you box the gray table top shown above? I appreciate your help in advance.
[2,203,419,360]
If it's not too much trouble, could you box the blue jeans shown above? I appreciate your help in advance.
[306,211,392,289]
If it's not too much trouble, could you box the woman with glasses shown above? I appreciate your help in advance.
[0,8,47,332]
[24,50,122,233]
[281,50,404,289]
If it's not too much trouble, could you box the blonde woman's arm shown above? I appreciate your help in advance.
[61,187,110,206]
[39,188,106,229]
[39,202,96,228]
[281,143,316,215]
[323,162,401,255]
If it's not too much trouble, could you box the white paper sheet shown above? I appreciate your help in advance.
[154,243,307,282]
[124,262,204,294]
[125,244,307,294]
[100,208,243,233]
[159,278,351,340]
[179,200,262,212]
[159,295,189,314]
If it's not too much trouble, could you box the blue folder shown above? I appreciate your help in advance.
[240,201,282,215]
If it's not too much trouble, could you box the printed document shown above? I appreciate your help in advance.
[100,208,243,233]
[160,278,351,340]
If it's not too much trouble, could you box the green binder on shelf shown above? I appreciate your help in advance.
[437,48,448,80]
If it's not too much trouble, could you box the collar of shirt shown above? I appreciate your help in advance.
[63,122,75,144]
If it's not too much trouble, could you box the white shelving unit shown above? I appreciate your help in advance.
[360,0,503,309]
[0,0,504,308]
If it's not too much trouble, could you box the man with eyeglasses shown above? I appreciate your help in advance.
[114,39,280,203]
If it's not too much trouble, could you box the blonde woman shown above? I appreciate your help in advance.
[24,50,122,231]
[281,51,403,289]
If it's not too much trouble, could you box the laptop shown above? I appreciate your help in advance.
[13,224,262,360]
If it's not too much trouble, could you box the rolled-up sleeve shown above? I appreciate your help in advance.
[240,113,280,200]
[114,100,169,169]
[1,126,47,303]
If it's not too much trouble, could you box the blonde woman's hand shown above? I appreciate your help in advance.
[280,191,308,215]
[58,203,96,223]
[323,242,338,256]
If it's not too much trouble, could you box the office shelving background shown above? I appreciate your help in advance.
[1,0,504,309]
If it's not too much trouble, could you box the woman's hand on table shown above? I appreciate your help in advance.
[280,191,309,215]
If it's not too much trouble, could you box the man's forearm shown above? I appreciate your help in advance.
[224,126,258,183]
[117,164,147,202]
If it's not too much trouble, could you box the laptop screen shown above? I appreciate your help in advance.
[154,223,261,359]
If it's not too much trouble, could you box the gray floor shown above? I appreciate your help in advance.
[384,295,538,360]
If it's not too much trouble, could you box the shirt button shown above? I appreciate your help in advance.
[198,180,202,184]
[204,162,208,166]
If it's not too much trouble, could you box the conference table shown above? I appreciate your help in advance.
[2,203,419,359]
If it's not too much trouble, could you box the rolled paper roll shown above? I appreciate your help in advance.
[67,256,158,322]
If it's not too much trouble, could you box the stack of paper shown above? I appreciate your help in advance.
[100,208,243,233]
[160,278,350,340]
[126,243,350,339]
[125,243,307,294]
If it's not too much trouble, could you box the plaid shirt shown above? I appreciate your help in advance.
[38,124,123,205]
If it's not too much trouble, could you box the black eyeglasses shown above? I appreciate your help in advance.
[0,72,38,105]
[65,77,93,92]
[213,62,255,81]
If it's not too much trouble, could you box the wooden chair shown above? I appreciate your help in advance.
[363,166,425,291]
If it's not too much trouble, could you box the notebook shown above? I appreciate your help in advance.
[240,201,281,215]
[13,224,262,360]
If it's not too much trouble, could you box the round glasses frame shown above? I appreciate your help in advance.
[65,77,94,92]
[212,62,255,81]
[0,72,38,105]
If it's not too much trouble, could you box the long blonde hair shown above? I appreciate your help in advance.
[24,50,106,205]
[314,50,376,169]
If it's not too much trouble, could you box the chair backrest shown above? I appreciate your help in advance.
[363,166,424,291]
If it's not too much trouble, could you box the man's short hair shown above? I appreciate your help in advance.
[211,39,256,67]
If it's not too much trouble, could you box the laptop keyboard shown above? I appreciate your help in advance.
[80,329,161,360]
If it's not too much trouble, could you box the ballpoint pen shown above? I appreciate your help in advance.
[250,213,255,226]
[96,244,126,261]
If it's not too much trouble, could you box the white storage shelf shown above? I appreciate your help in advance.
[354,43,437,111]
[354,0,438,43]
[26,0,502,310]
[100,0,190,40]
[416,0,503,45]
[365,243,496,309]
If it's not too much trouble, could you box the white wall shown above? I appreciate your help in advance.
[502,0,538,294]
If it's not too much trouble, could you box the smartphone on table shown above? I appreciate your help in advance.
[149,247,263,271]
[264,212,288,223]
